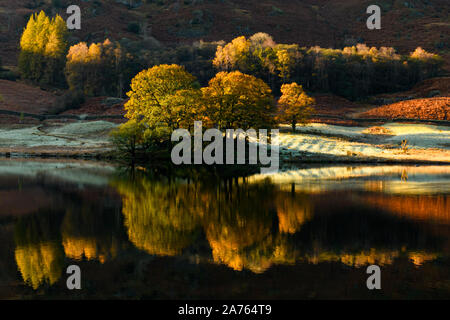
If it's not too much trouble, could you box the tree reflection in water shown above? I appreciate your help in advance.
[113,171,444,273]
[14,210,64,290]
[11,168,447,289]
[61,204,126,264]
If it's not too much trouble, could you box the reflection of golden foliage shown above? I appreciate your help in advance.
[111,175,442,274]
[206,215,270,253]
[203,183,276,271]
[61,208,121,263]
[337,250,398,267]
[205,200,272,271]
[15,242,64,289]
[305,249,439,267]
[276,192,313,234]
[364,195,450,224]
[209,240,245,271]
[113,178,201,256]
[62,237,119,264]
[307,250,398,267]
[409,252,438,266]
[209,235,296,273]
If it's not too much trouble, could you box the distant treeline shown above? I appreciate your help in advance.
[18,12,444,103]
[212,33,443,100]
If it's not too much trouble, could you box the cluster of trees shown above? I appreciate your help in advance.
[18,11,68,86]
[65,39,136,97]
[213,33,444,100]
[113,64,314,160]
[122,64,309,132]
[18,11,220,97]
[18,11,442,104]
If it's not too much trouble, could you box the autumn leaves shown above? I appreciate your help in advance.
[123,64,313,134]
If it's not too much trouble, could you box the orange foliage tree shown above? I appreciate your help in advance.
[202,71,276,130]
[277,83,315,131]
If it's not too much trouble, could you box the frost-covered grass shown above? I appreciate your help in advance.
[0,121,117,148]
[289,123,450,149]
[0,120,448,162]
[277,123,450,162]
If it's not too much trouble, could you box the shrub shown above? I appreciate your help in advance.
[110,120,172,163]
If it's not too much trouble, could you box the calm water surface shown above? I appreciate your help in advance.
[0,159,449,299]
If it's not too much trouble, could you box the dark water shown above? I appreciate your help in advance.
[0,160,449,299]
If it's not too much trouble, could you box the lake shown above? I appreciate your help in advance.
[0,159,449,299]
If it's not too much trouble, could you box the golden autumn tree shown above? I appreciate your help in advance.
[275,44,301,83]
[277,83,315,131]
[408,47,444,81]
[19,11,68,86]
[202,71,276,130]
[124,64,202,130]
[213,36,252,72]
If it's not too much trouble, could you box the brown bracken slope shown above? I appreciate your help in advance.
[359,97,450,121]
[358,77,450,121]
[0,79,57,114]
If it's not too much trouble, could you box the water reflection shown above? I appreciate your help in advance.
[0,161,449,296]
[14,210,64,290]
[61,204,125,263]
[114,178,202,256]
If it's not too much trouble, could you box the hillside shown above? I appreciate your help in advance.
[357,77,450,121]
[0,0,449,70]
[358,97,450,121]
[0,79,57,114]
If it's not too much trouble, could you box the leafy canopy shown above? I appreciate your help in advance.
[202,71,276,130]
[19,11,68,85]
[124,64,202,130]
[277,83,315,130]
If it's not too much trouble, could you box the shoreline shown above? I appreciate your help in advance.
[0,121,448,165]
[1,151,449,166]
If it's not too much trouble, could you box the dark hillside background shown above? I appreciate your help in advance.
[0,0,448,70]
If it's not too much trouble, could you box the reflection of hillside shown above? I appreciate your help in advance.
[363,195,450,224]
[0,188,53,217]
